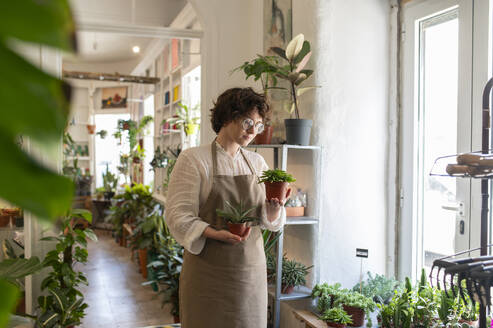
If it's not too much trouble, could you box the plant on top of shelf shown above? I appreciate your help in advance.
[278,255,312,294]
[258,169,295,202]
[320,306,353,328]
[165,102,200,136]
[216,200,259,236]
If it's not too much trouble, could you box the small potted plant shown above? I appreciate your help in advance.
[86,124,96,134]
[334,291,376,327]
[166,102,200,136]
[96,129,107,139]
[102,165,118,200]
[258,169,296,202]
[254,121,273,145]
[320,307,353,328]
[280,256,312,294]
[216,201,259,236]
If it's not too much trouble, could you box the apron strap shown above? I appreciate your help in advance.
[211,141,218,176]
[240,148,256,176]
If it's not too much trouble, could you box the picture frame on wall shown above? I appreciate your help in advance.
[101,87,128,109]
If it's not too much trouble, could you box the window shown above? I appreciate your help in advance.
[94,113,130,188]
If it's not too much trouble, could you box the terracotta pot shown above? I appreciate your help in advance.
[0,215,11,227]
[123,122,130,130]
[281,284,294,294]
[173,315,180,323]
[227,222,247,237]
[15,293,25,314]
[326,322,345,328]
[133,157,141,164]
[285,206,305,217]
[254,125,273,144]
[86,124,96,134]
[264,182,292,202]
[343,305,364,327]
[138,249,148,279]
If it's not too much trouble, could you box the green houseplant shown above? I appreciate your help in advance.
[352,271,403,304]
[146,230,183,323]
[280,256,312,294]
[258,169,295,202]
[334,291,376,328]
[165,102,200,136]
[320,307,353,328]
[102,164,118,200]
[36,209,97,328]
[216,201,259,236]
[312,282,345,314]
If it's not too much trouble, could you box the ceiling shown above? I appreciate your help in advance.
[72,31,153,63]
[64,0,188,72]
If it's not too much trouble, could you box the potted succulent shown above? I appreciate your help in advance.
[280,256,312,294]
[165,102,200,136]
[320,307,353,328]
[312,282,345,313]
[258,169,296,202]
[102,164,118,200]
[334,291,376,327]
[215,200,259,236]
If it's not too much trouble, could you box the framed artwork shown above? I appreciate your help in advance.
[101,87,127,109]
[171,39,180,70]
[263,0,292,55]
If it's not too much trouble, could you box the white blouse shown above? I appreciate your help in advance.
[165,141,286,255]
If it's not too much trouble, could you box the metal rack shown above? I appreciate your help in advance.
[247,144,322,328]
[429,77,493,328]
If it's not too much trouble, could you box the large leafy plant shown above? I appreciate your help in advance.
[0,1,76,326]
[215,201,259,224]
[36,209,97,327]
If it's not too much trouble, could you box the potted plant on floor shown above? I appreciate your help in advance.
[258,169,296,202]
[102,164,118,200]
[320,307,353,328]
[216,201,259,236]
[36,209,97,328]
[280,256,312,294]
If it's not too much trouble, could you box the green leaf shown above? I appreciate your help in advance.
[293,41,311,64]
[71,209,92,224]
[270,47,288,61]
[0,257,43,288]
[0,43,71,140]
[0,0,76,52]
[0,279,19,328]
[0,131,74,220]
[83,230,97,242]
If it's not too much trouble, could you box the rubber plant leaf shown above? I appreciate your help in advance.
[0,0,76,52]
[0,279,18,328]
[0,131,74,220]
[270,47,288,61]
[293,41,311,64]
[71,209,93,224]
[295,51,312,73]
[285,34,304,61]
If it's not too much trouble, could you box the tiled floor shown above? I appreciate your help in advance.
[80,230,174,328]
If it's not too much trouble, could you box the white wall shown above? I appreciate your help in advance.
[311,0,390,287]
[191,0,390,289]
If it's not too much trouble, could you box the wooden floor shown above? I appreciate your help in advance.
[80,231,174,328]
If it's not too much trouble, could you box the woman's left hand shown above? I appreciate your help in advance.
[265,198,283,222]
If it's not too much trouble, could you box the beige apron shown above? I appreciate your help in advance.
[179,142,267,328]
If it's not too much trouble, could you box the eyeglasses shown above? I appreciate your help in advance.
[241,118,264,134]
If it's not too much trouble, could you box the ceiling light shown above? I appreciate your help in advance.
[132,46,140,53]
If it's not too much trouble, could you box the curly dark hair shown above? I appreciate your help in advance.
[210,87,270,133]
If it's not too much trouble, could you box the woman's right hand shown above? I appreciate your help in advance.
[203,226,249,244]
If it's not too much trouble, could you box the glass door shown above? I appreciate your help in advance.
[400,0,474,280]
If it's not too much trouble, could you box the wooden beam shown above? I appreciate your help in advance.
[63,70,160,84]
[77,21,203,40]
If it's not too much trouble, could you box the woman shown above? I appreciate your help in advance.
[165,87,286,328]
